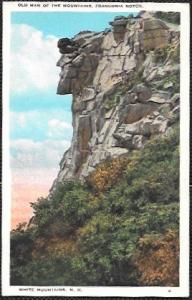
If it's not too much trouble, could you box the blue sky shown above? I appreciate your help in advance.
[11,12,133,37]
[10,11,135,175]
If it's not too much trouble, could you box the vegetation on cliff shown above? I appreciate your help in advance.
[11,124,179,286]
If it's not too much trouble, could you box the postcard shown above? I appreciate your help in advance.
[2,1,190,297]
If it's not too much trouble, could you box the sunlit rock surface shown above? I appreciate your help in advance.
[51,11,180,187]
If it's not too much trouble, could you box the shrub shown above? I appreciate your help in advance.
[133,230,179,286]
[86,157,129,192]
[10,123,179,286]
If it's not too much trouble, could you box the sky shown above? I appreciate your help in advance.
[10,11,135,228]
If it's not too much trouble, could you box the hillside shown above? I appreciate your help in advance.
[11,11,180,286]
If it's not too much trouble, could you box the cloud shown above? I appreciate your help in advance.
[10,138,70,169]
[10,110,73,141]
[15,113,26,128]
[47,118,72,138]
[48,119,72,129]
[11,24,60,94]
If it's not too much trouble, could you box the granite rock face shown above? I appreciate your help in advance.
[52,11,180,187]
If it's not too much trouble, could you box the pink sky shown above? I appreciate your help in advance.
[11,183,49,229]
[11,169,58,229]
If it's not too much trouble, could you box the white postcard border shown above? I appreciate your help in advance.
[2,2,190,297]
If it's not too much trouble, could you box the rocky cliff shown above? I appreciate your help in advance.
[53,11,180,186]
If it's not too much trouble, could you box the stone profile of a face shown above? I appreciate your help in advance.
[56,15,169,95]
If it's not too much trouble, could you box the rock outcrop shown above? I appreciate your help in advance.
[52,11,180,187]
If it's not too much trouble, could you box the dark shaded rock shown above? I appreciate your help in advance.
[132,84,152,102]
[143,19,169,31]
[119,103,156,124]
[58,38,79,54]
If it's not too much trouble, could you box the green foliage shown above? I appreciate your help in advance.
[153,44,179,65]
[15,254,90,286]
[86,157,129,192]
[11,125,179,286]
[153,47,168,64]
[11,224,34,285]
[104,93,121,111]
[125,68,146,91]
[30,181,97,237]
[134,229,179,286]
[155,12,180,25]
[154,72,180,94]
